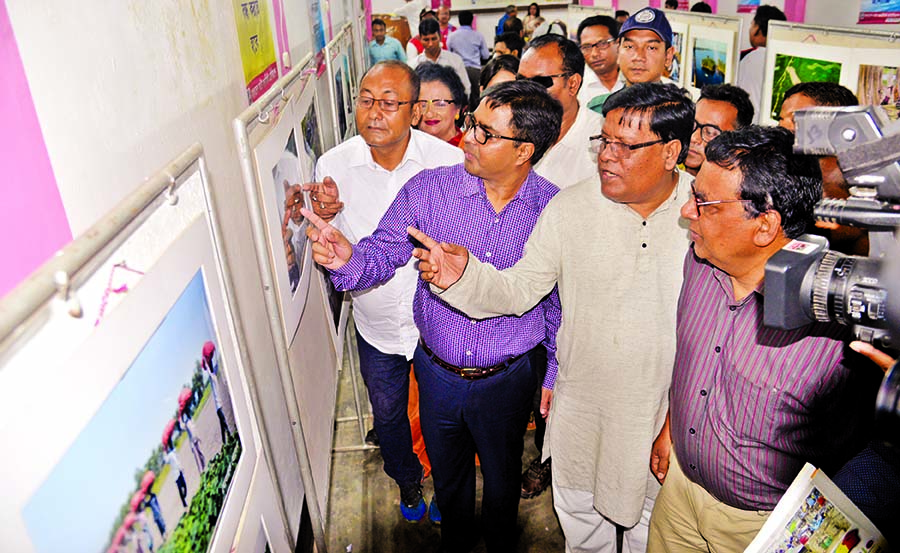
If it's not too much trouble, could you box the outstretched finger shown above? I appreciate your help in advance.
[407,226,439,250]
[300,207,330,230]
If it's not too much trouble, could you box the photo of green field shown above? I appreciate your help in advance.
[770,54,842,119]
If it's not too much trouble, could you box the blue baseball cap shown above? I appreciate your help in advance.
[619,7,673,48]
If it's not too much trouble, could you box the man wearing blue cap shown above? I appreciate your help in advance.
[588,7,676,113]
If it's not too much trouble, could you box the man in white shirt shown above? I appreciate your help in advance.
[410,18,471,97]
[305,60,463,522]
[394,0,427,45]
[736,5,786,123]
[523,34,604,190]
[576,15,623,106]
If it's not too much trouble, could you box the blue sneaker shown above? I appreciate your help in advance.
[399,482,427,522]
[428,495,441,525]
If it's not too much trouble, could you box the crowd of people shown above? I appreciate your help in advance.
[334,4,899,553]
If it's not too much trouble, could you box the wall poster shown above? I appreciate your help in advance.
[234,0,279,102]
[0,153,259,553]
[858,0,900,24]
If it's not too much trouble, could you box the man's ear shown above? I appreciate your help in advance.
[752,209,783,248]
[411,101,423,126]
[665,46,675,71]
[514,142,535,166]
[662,139,681,171]
[566,73,582,99]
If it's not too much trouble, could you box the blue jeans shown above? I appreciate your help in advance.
[414,345,537,553]
[356,332,423,487]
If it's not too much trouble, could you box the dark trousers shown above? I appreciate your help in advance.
[356,332,423,487]
[415,345,536,553]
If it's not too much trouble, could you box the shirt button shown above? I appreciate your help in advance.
[700,389,707,396]
[729,306,736,312]
[689,464,696,470]
[641,243,647,248]
[714,346,721,353]
[465,350,472,356]
[642,221,647,226]
[689,428,696,434]
[471,320,477,325]
[494,218,500,223]
[485,251,492,258]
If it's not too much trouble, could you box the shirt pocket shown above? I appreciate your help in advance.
[715,366,801,447]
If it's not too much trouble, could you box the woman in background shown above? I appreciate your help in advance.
[523,3,544,39]
[479,55,519,93]
[414,63,467,146]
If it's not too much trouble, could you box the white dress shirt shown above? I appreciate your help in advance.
[534,102,605,189]
[577,69,624,106]
[410,50,471,96]
[315,130,463,358]
[737,47,766,124]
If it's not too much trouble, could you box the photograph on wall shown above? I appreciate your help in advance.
[271,129,308,296]
[301,101,324,173]
[692,37,728,88]
[21,270,241,553]
[770,53,842,119]
[252,100,313,344]
[738,0,760,13]
[667,21,688,86]
[859,0,900,24]
[858,63,900,120]
[335,66,348,140]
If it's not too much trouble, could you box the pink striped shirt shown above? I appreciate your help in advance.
[670,248,878,510]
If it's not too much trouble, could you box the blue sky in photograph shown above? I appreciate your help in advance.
[22,270,217,553]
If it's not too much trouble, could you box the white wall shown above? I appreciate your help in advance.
[5,0,342,540]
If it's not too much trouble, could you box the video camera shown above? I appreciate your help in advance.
[763,105,900,443]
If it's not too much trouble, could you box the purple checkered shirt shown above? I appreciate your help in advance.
[331,163,561,387]
[670,248,877,511]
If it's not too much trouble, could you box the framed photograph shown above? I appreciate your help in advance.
[0,155,257,553]
[761,40,852,125]
[326,26,355,145]
[230,462,291,553]
[668,20,689,87]
[683,25,737,98]
[251,96,315,346]
[854,48,900,121]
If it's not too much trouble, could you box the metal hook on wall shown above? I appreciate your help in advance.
[257,107,271,124]
[164,172,179,205]
[54,270,83,318]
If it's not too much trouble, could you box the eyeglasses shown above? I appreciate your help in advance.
[463,113,528,145]
[588,135,664,158]
[689,182,753,216]
[356,96,413,112]
[515,72,571,89]
[417,98,456,111]
[692,121,724,143]
[579,38,617,53]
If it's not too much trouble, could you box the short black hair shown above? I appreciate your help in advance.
[690,2,712,12]
[480,55,519,89]
[505,4,517,14]
[665,0,678,8]
[753,5,787,37]
[577,15,619,42]
[372,18,386,28]
[705,126,822,238]
[524,34,586,80]
[364,60,421,102]
[458,10,474,26]
[495,32,525,57]
[699,84,754,128]
[602,83,695,164]
[415,63,467,110]
[503,16,524,35]
[482,80,563,164]
[420,18,440,37]
[783,82,859,107]
[615,10,630,18]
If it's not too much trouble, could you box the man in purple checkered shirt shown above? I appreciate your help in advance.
[303,80,563,553]
[646,126,881,553]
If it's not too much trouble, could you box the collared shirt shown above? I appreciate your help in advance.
[577,68,624,106]
[438,171,693,526]
[369,36,406,64]
[410,50,471,95]
[670,248,878,511]
[447,25,489,68]
[316,130,463,358]
[534,101,605,189]
[737,47,765,124]
[587,74,677,114]
[440,23,457,47]
[330,164,562,386]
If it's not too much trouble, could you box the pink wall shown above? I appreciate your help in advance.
[0,1,71,297]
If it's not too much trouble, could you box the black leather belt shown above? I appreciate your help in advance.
[419,339,526,381]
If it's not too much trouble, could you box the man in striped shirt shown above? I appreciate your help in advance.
[647,126,881,553]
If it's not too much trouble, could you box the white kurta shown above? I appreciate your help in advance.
[534,102,605,190]
[437,171,693,526]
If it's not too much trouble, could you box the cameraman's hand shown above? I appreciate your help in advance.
[850,341,895,373]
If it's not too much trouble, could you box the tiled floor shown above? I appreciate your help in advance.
[326,329,566,552]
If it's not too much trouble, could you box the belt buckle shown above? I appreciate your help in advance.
[460,366,482,379]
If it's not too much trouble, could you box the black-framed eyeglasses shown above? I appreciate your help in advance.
[463,113,528,145]
[579,38,617,53]
[588,135,664,158]
[689,182,753,216]
[356,95,414,112]
[515,72,571,89]
[417,98,457,110]
[693,121,724,143]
